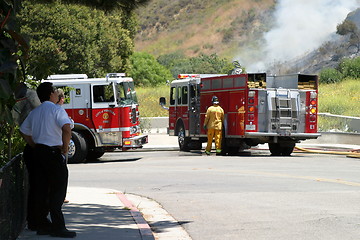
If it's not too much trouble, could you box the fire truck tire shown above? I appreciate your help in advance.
[282,146,295,156]
[68,131,88,163]
[87,149,105,161]
[178,125,190,151]
[268,143,282,156]
[268,143,295,156]
[189,141,202,150]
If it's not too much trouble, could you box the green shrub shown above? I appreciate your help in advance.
[157,52,233,78]
[339,57,360,79]
[128,52,173,87]
[0,125,25,168]
[319,68,343,84]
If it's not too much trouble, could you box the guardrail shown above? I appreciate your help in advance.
[318,113,360,133]
[0,154,28,240]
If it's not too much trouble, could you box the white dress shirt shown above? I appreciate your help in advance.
[20,101,72,147]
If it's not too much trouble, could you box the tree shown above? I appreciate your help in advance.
[157,53,234,78]
[34,0,150,12]
[19,1,135,79]
[128,52,172,87]
[1,0,151,165]
[0,0,29,165]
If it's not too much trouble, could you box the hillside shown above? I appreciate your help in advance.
[135,0,275,58]
[135,0,360,74]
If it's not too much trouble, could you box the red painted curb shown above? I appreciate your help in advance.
[116,193,154,240]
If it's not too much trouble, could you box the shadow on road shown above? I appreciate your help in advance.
[83,157,143,164]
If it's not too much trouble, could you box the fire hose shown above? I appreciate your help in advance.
[294,146,360,158]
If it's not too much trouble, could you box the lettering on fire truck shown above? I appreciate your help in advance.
[44,73,148,163]
[160,72,320,156]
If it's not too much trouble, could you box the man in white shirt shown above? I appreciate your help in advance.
[20,82,75,238]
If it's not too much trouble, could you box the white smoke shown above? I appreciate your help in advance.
[238,0,359,72]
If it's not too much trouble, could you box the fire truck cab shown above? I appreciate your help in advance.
[160,73,320,156]
[44,73,148,163]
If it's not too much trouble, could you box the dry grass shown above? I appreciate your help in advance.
[135,0,275,58]
[319,78,360,117]
[137,85,169,117]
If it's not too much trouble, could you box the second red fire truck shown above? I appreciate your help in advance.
[160,72,320,155]
[44,73,148,163]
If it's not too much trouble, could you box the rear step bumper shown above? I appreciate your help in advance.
[245,132,321,139]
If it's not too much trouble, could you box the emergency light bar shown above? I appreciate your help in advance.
[47,74,88,80]
[106,73,126,78]
[178,74,200,79]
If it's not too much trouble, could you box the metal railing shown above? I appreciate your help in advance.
[318,113,360,133]
[0,154,28,240]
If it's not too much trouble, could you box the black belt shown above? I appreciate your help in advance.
[35,144,61,151]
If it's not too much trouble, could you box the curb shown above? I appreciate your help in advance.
[117,193,155,240]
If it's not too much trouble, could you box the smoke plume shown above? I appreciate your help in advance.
[239,0,359,72]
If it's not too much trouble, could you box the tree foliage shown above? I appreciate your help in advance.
[319,56,360,84]
[1,0,151,165]
[339,57,360,79]
[19,0,137,79]
[319,68,343,84]
[35,0,150,12]
[0,0,28,165]
[128,52,172,87]
[157,53,234,78]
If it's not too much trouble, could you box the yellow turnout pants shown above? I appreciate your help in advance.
[205,129,222,153]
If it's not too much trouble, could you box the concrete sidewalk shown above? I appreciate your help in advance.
[17,187,151,240]
[18,187,192,240]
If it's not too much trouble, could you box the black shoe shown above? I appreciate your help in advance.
[50,229,77,238]
[36,220,53,235]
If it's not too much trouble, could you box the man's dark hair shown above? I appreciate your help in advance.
[36,82,55,102]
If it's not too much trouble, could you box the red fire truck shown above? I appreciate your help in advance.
[160,72,320,155]
[44,73,148,163]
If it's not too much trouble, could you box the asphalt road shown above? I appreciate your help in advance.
[68,149,360,240]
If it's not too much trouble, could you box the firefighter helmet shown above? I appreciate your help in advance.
[212,96,219,104]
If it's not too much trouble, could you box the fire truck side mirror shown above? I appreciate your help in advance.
[159,97,166,106]
[159,97,169,110]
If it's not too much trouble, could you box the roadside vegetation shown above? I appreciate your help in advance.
[0,0,151,167]
[137,85,169,117]
[318,78,360,117]
[319,55,360,114]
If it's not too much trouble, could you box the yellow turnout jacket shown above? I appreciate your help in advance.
[204,105,224,130]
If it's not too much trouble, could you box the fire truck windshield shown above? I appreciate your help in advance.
[116,82,138,105]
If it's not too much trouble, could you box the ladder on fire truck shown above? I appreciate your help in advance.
[275,88,293,131]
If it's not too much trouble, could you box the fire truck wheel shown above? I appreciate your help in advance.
[178,125,190,151]
[268,143,295,156]
[281,146,295,156]
[87,149,105,161]
[68,131,88,163]
[189,140,202,150]
[268,143,282,156]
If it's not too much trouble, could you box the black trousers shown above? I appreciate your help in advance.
[23,144,39,229]
[34,144,69,231]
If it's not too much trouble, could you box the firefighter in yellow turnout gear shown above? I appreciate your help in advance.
[203,96,224,155]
